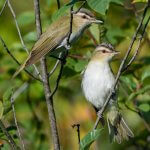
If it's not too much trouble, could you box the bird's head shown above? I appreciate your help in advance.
[91,43,120,62]
[73,8,103,28]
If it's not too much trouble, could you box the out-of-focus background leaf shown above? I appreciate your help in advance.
[0,0,150,150]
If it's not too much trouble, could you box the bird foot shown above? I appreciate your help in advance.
[65,44,71,50]
[97,110,105,126]
[111,89,116,99]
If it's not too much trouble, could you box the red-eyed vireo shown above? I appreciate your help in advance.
[82,43,134,143]
[12,8,103,78]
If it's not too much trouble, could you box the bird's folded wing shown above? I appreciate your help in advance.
[26,16,70,66]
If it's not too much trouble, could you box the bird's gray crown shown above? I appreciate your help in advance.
[78,8,95,18]
[96,43,115,51]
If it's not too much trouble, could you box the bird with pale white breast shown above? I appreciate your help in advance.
[12,8,103,78]
[81,43,134,143]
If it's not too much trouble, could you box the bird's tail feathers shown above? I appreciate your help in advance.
[107,105,134,144]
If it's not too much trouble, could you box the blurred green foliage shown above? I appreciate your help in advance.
[0,0,150,150]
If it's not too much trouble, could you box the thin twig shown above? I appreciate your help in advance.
[7,0,41,79]
[7,0,28,53]
[12,83,29,100]
[0,36,41,82]
[122,16,150,71]
[0,0,8,16]
[93,3,150,130]
[56,0,60,9]
[72,124,80,144]
[10,95,25,150]
[33,0,60,150]
[67,6,74,46]
[72,0,86,14]
[48,53,62,77]
[50,6,75,98]
[0,120,19,150]
[48,60,60,77]
[50,59,64,98]
[86,29,98,46]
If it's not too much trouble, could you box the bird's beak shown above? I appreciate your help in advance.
[113,50,120,55]
[91,18,103,24]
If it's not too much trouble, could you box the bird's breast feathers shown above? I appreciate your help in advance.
[82,61,115,108]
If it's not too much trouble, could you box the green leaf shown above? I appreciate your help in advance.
[24,31,37,42]
[106,26,125,44]
[3,88,12,115]
[66,58,87,73]
[111,0,124,5]
[52,0,81,21]
[67,0,82,5]
[62,67,77,78]
[45,0,53,6]
[0,101,4,119]
[87,0,123,15]
[138,103,150,112]
[75,60,87,72]
[128,85,150,101]
[52,0,82,21]
[141,67,150,82]
[80,129,103,150]
[120,75,137,91]
[11,42,23,50]
[52,4,71,21]
[67,58,77,69]
[17,11,35,26]
[87,0,110,15]
[3,88,12,102]
[7,126,17,135]
[132,0,148,3]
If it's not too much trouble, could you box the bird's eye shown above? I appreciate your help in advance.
[102,50,107,53]
[82,15,87,19]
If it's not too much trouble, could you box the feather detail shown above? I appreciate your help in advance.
[25,16,71,66]
[106,104,134,144]
[12,16,70,78]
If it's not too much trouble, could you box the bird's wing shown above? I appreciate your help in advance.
[12,16,71,78]
[25,16,70,66]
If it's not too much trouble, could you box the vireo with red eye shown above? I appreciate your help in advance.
[12,8,103,78]
[82,43,134,143]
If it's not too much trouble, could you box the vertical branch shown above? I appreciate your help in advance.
[33,0,60,150]
[10,96,25,150]
[0,120,19,150]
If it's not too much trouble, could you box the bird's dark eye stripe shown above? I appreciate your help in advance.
[82,15,87,19]
[102,50,108,53]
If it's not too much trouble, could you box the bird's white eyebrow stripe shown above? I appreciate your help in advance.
[76,12,92,18]
[96,47,112,52]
